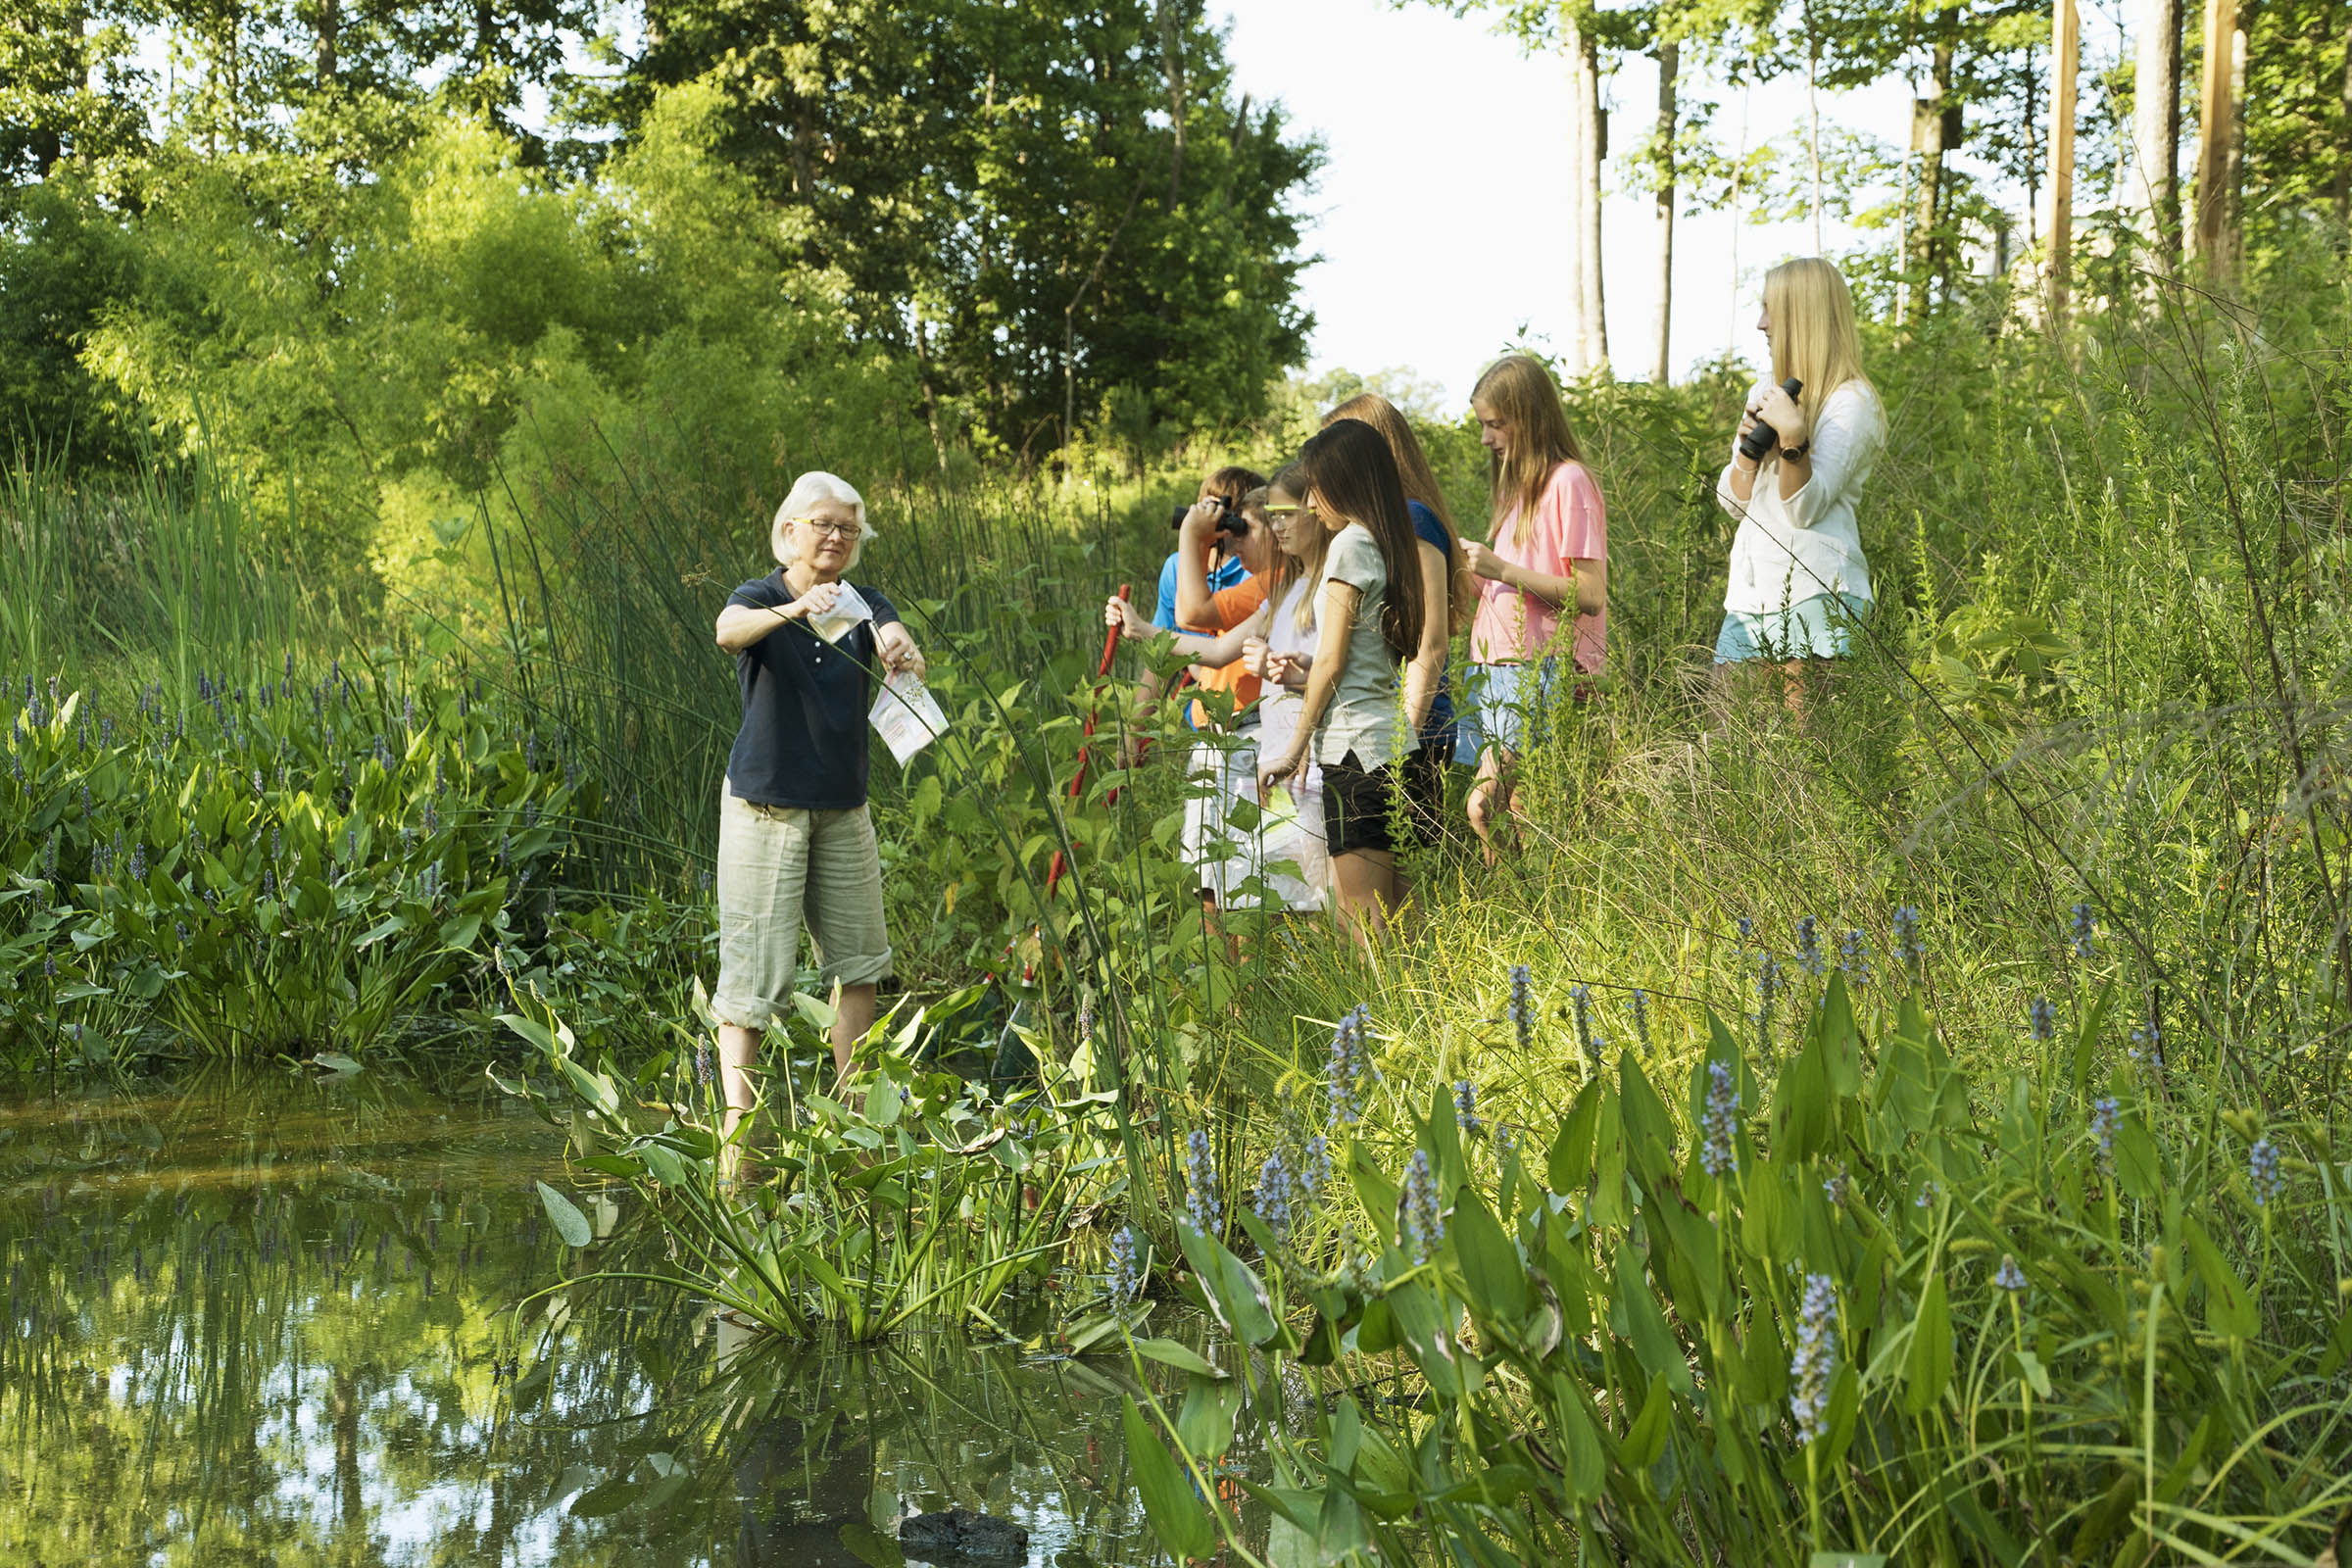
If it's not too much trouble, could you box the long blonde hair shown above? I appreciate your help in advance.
[1762,258,1876,449]
[1470,355,1586,549]
[1258,464,1328,635]
[1324,393,1479,635]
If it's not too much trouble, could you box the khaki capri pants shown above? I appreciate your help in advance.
[710,787,893,1031]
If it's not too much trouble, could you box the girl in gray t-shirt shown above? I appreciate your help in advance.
[1256,419,1429,945]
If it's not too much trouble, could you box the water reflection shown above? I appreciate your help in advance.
[0,1070,1219,1566]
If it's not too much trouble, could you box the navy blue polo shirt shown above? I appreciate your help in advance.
[724,572,902,809]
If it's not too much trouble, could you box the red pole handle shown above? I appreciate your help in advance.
[1046,583,1133,901]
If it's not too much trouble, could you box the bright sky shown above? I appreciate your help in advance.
[1214,0,2042,405]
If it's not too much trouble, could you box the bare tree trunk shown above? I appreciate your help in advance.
[2193,0,2240,272]
[1567,19,1609,374]
[1804,10,1825,250]
[1651,38,1678,384]
[2335,4,2352,228]
[1156,0,1187,203]
[312,0,338,87]
[2225,19,2247,277]
[1563,31,1589,375]
[2129,0,2182,261]
[1909,7,1959,320]
[2048,0,2080,326]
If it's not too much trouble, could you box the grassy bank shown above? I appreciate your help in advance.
[8,270,2351,1560]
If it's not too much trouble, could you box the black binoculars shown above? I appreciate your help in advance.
[1169,496,1250,536]
[1738,378,1805,462]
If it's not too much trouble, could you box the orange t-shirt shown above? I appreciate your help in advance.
[1186,574,1269,729]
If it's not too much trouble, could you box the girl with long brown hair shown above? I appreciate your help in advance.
[1323,394,1475,871]
[1256,420,1428,946]
[1459,354,1608,857]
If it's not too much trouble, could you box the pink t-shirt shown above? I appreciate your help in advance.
[1470,461,1606,671]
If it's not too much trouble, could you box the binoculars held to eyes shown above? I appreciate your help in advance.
[1738,377,1805,462]
[1168,495,1250,537]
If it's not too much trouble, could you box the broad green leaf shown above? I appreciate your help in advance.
[1816,972,1864,1096]
[1618,1054,1678,1187]
[1549,1375,1606,1502]
[1547,1077,1601,1193]
[1173,1222,1277,1346]
[1611,1250,1691,1396]
[568,1477,643,1517]
[1904,1273,1953,1414]
[1620,1375,1673,1470]
[536,1181,594,1248]
[1176,1373,1238,1458]
[2182,1216,2257,1340]
[1132,1337,1223,1378]
[1121,1395,1216,1560]
[1810,1554,1888,1568]
[1449,1187,1529,1324]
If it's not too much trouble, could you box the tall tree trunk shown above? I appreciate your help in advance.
[313,0,338,87]
[2193,0,2240,272]
[1804,8,1825,249]
[1563,32,1589,375]
[2130,0,2182,260]
[2225,18,2248,276]
[2048,0,2080,326]
[1567,20,1609,374]
[1651,38,1678,384]
[1908,7,1959,320]
[2335,4,2352,228]
[1156,0,1187,203]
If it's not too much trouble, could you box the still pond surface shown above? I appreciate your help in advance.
[0,1071,1234,1566]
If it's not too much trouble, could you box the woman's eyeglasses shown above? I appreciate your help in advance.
[1262,504,1313,518]
[794,517,860,540]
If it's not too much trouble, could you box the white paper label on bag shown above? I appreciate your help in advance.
[806,582,875,645]
[869,671,949,767]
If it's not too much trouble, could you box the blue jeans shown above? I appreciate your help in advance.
[1454,659,1559,760]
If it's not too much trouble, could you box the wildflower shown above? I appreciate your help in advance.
[1400,1150,1444,1263]
[2028,997,2056,1042]
[1453,1079,1481,1137]
[2069,903,2096,959]
[1795,915,1825,977]
[1076,998,1096,1042]
[1822,1171,1849,1205]
[1754,953,1782,1046]
[1326,1004,1370,1127]
[1737,915,1754,943]
[1891,905,1925,965]
[128,843,146,882]
[1699,1060,1740,1177]
[101,716,114,747]
[1993,1255,2028,1293]
[1630,988,1650,1052]
[2089,1097,2120,1168]
[1252,1148,1297,1237]
[173,921,189,942]
[2250,1139,2284,1206]
[2129,1000,2163,1069]
[403,693,416,731]
[1182,1130,1219,1233]
[260,870,275,900]
[1298,1135,1331,1201]
[1915,1181,1936,1208]
[1107,1226,1143,1305]
[42,956,56,979]
[423,801,439,836]
[269,825,281,861]
[1507,963,1534,1050]
[1788,1274,1838,1445]
[1569,983,1602,1067]
[693,1040,713,1088]
[251,767,264,797]
[1839,928,1872,984]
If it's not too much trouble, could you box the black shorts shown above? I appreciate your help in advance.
[1324,750,1435,857]
[1400,737,1453,848]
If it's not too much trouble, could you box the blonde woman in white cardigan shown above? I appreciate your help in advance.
[1714,257,1886,687]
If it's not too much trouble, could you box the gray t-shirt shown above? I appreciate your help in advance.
[1314,523,1403,769]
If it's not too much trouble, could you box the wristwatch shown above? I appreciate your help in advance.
[1781,440,1810,463]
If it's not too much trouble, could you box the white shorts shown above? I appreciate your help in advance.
[1179,736,1323,910]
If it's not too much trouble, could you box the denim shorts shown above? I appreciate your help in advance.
[1455,660,1559,761]
[1714,594,1873,662]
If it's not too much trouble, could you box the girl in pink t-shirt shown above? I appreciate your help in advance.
[1459,354,1608,857]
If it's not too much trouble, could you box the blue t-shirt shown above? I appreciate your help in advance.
[724,572,901,809]
[1152,550,1251,631]
[1408,501,1456,746]
[1152,550,1252,733]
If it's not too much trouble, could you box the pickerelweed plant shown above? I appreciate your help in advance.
[492,986,1134,1342]
[0,662,604,1061]
[1110,972,2352,1566]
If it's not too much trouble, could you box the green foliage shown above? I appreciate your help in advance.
[1146,980,2352,1564]
[494,992,1127,1340]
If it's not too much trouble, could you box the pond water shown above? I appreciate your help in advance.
[0,1071,1243,1566]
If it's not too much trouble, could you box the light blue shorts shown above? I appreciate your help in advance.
[1455,659,1559,761]
[1714,594,1874,663]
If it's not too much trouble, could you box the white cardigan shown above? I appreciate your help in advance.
[1715,379,1885,614]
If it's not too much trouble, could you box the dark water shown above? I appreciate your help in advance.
[0,1071,1235,1566]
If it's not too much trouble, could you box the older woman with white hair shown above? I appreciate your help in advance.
[711,470,926,1121]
